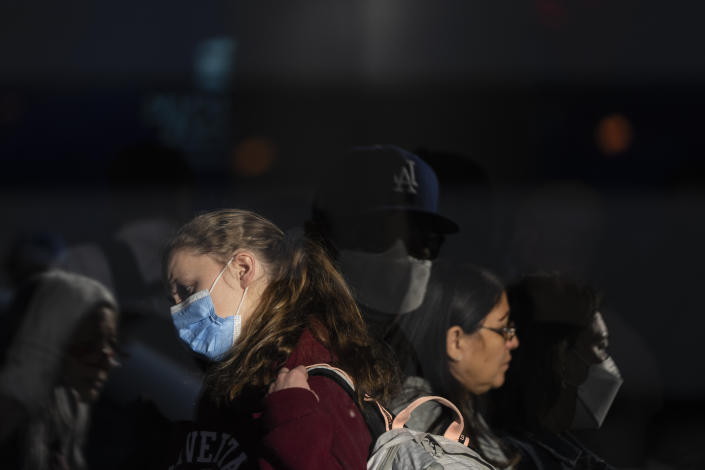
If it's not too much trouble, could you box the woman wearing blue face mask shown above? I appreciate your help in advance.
[162,209,399,470]
[490,273,621,470]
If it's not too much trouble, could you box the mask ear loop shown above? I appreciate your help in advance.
[209,257,234,293]
[208,256,248,345]
[232,286,248,343]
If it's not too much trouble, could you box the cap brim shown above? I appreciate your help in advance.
[364,207,459,234]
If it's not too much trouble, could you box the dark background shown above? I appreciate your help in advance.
[1,1,704,466]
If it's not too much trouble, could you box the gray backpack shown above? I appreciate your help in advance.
[306,365,496,470]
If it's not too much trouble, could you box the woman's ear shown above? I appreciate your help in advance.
[446,325,465,362]
[230,251,256,288]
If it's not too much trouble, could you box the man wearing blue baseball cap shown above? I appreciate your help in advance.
[306,145,458,370]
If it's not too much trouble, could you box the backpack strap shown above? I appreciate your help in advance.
[392,395,469,446]
[306,364,355,392]
[306,364,393,450]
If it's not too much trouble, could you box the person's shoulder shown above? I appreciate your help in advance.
[388,376,446,432]
[306,373,372,460]
[307,373,351,403]
[284,329,334,368]
[389,375,434,412]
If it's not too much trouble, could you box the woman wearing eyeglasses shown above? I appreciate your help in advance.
[394,261,520,468]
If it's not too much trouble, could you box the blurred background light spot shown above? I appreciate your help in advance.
[194,37,237,93]
[230,137,277,177]
[596,113,633,156]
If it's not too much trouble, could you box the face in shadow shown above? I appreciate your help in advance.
[324,211,445,261]
[61,306,119,403]
[545,312,610,431]
[563,312,610,382]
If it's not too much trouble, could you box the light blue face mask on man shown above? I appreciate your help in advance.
[170,258,248,360]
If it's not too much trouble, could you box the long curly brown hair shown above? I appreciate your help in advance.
[164,209,399,405]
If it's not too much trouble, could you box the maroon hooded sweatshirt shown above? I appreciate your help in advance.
[166,330,371,470]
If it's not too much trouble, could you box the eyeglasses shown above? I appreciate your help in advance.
[480,321,517,342]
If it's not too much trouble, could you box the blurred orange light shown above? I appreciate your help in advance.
[595,113,633,156]
[230,137,277,177]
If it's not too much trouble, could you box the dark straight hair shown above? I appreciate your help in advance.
[399,261,517,468]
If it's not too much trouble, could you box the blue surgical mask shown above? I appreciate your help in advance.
[170,259,248,360]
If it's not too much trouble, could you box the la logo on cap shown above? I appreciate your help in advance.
[393,160,418,194]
